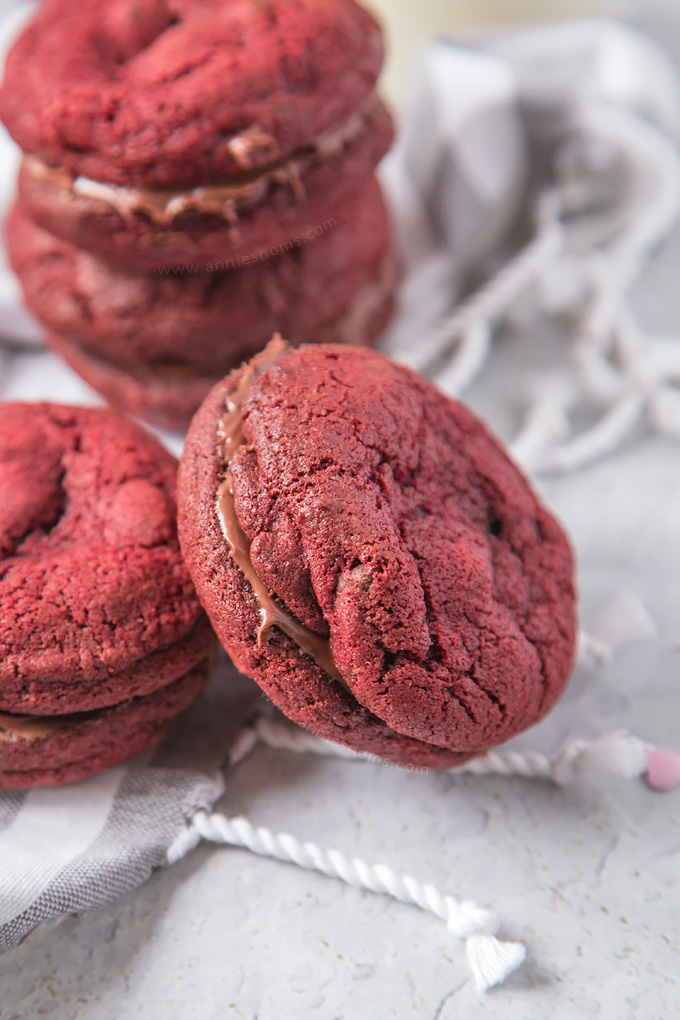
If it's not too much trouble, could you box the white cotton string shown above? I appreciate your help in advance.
[393,96,680,475]
[529,390,646,474]
[420,192,563,396]
[428,101,680,475]
[248,714,361,760]
[167,687,678,990]
[615,310,680,439]
[235,715,665,789]
[510,373,575,469]
[166,595,675,993]
[228,725,261,767]
[577,629,614,666]
[454,732,648,785]
[436,321,492,397]
[518,110,680,472]
[182,808,525,992]
[574,333,628,404]
[578,109,680,346]
[166,721,678,990]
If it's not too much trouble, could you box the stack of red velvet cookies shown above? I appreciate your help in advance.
[0,402,217,788]
[0,0,395,430]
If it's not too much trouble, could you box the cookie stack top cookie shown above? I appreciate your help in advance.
[1,0,396,430]
[0,0,384,187]
[1,0,393,271]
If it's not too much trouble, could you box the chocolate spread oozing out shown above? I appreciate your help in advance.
[215,336,348,688]
[23,95,381,229]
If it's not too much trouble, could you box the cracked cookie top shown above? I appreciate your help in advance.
[0,0,385,188]
[0,403,204,685]
[178,342,577,767]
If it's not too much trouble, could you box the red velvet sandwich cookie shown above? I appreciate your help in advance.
[43,258,396,432]
[178,339,577,768]
[44,271,393,433]
[0,402,216,715]
[1,0,386,187]
[16,107,392,271]
[6,175,393,372]
[2,0,392,268]
[0,659,210,790]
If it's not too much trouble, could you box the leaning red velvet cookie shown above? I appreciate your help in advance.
[0,659,210,790]
[44,258,396,431]
[0,402,216,714]
[6,176,392,370]
[2,0,392,269]
[178,340,577,768]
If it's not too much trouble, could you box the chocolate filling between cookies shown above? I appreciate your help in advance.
[0,657,212,746]
[0,711,82,741]
[23,94,383,229]
[215,336,349,690]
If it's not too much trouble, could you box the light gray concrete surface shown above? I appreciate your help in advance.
[2,4,680,1003]
[0,244,679,1019]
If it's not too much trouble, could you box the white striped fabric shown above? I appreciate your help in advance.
[0,659,242,951]
[0,768,126,926]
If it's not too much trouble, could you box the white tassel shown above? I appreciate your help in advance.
[466,934,528,992]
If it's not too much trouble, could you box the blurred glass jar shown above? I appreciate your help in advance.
[367,0,610,108]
